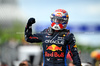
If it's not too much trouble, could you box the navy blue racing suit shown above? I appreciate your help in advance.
[25,24,81,66]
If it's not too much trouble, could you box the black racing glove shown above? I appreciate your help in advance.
[27,18,35,26]
[25,18,35,37]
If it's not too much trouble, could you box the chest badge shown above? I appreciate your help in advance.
[46,44,62,51]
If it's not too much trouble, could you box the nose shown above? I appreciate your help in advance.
[56,19,62,24]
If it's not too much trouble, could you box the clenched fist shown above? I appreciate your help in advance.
[27,18,35,26]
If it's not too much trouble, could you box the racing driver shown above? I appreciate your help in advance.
[25,9,81,66]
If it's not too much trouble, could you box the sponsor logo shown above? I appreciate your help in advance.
[46,58,50,61]
[45,44,64,57]
[46,44,62,51]
[44,40,64,45]
[45,51,64,57]
[73,37,76,42]
[48,34,52,35]
[73,45,77,48]
[45,36,51,38]
[58,37,64,40]
[56,12,62,17]
[57,59,63,61]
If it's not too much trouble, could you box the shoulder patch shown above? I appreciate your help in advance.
[73,44,77,48]
[63,34,65,37]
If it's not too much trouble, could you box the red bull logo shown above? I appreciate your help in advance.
[45,44,64,57]
[56,12,62,17]
[46,44,62,51]
[45,51,64,57]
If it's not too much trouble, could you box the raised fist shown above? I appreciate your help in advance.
[27,18,35,26]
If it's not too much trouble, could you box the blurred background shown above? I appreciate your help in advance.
[0,0,100,66]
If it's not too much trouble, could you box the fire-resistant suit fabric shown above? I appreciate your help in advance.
[25,24,81,66]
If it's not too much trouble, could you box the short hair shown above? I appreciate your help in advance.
[19,63,26,66]
[19,60,32,66]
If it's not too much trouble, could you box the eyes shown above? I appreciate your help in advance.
[52,18,64,24]
[51,16,68,24]
[55,19,64,23]
[56,19,63,22]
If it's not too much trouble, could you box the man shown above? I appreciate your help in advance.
[19,60,31,66]
[25,9,81,66]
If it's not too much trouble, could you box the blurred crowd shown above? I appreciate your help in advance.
[0,38,43,66]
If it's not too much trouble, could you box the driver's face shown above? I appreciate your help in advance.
[54,19,63,24]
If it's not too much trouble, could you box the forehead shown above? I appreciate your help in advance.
[22,61,28,64]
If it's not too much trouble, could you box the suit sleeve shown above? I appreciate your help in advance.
[25,25,43,43]
[68,33,81,66]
